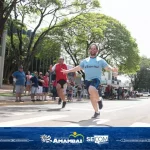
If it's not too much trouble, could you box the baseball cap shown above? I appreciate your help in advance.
[18,65,23,69]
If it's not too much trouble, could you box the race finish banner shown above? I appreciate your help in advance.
[0,127,150,150]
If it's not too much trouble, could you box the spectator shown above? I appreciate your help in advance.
[43,72,49,101]
[77,85,82,101]
[12,66,25,102]
[36,72,44,101]
[25,71,32,95]
[30,71,39,102]
[52,80,57,100]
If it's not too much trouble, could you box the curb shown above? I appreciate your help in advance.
[0,101,56,106]
[0,99,89,106]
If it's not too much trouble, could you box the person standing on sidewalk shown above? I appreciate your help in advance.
[12,66,25,102]
[25,71,32,95]
[61,43,116,118]
[36,72,44,101]
[30,71,39,102]
[13,78,16,94]
[43,72,49,101]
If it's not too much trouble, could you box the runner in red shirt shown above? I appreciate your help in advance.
[49,57,72,108]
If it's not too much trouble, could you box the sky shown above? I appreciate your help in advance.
[26,0,150,58]
[100,0,150,58]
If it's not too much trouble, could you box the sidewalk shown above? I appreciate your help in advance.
[0,85,89,106]
[0,84,56,106]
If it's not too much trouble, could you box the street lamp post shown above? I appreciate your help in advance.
[0,30,7,88]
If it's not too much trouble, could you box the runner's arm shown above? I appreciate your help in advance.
[61,65,82,74]
[49,64,56,72]
[104,65,115,72]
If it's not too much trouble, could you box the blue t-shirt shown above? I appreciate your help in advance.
[12,71,25,86]
[30,76,38,87]
[79,57,108,81]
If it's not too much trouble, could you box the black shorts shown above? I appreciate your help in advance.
[43,87,48,93]
[57,79,67,88]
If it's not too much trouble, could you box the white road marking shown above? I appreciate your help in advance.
[64,123,80,127]
[11,112,34,116]
[93,119,110,124]
[67,104,144,113]
[103,105,136,112]
[130,122,150,127]
[0,115,68,127]
[64,119,110,127]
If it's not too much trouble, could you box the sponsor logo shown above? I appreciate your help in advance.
[40,134,52,143]
[40,132,84,144]
[86,135,109,144]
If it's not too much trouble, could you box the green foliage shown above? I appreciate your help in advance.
[50,13,140,74]
[130,56,150,90]
[36,37,61,60]
[6,33,30,63]
[92,0,100,7]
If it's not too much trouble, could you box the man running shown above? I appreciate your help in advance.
[61,43,115,118]
[49,58,72,108]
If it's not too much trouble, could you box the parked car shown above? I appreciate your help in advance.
[142,92,150,97]
[135,91,142,97]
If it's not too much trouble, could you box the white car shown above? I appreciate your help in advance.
[142,92,150,97]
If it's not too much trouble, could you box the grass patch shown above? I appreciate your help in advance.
[0,93,15,97]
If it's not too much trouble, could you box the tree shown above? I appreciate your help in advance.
[4,19,61,82]
[6,0,100,70]
[4,19,30,83]
[49,13,140,78]
[4,0,99,82]
[0,0,23,42]
[130,56,150,91]
[36,37,61,61]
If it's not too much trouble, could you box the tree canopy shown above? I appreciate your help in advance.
[7,0,100,68]
[130,56,150,91]
[3,0,100,82]
[50,13,140,75]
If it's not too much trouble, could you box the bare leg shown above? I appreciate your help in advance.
[41,93,43,100]
[31,94,35,100]
[16,93,19,101]
[88,86,99,113]
[56,84,66,108]
[28,85,31,95]
[36,95,39,100]
[44,93,48,100]
[18,93,21,101]
[56,84,66,102]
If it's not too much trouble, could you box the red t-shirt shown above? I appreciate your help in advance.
[52,80,57,87]
[43,76,49,87]
[55,63,68,81]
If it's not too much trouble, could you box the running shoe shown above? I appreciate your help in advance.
[58,98,62,104]
[91,112,100,118]
[62,101,66,108]
[98,100,103,109]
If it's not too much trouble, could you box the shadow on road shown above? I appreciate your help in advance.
[38,108,71,112]
[104,99,141,101]
[78,119,112,127]
[0,107,41,112]
[52,119,112,127]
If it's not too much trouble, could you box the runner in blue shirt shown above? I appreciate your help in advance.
[61,43,115,118]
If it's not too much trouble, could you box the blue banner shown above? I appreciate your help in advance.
[0,127,150,150]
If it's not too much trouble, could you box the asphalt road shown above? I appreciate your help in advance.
[0,97,150,127]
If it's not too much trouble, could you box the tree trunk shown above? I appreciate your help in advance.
[22,56,32,72]
[0,0,4,46]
